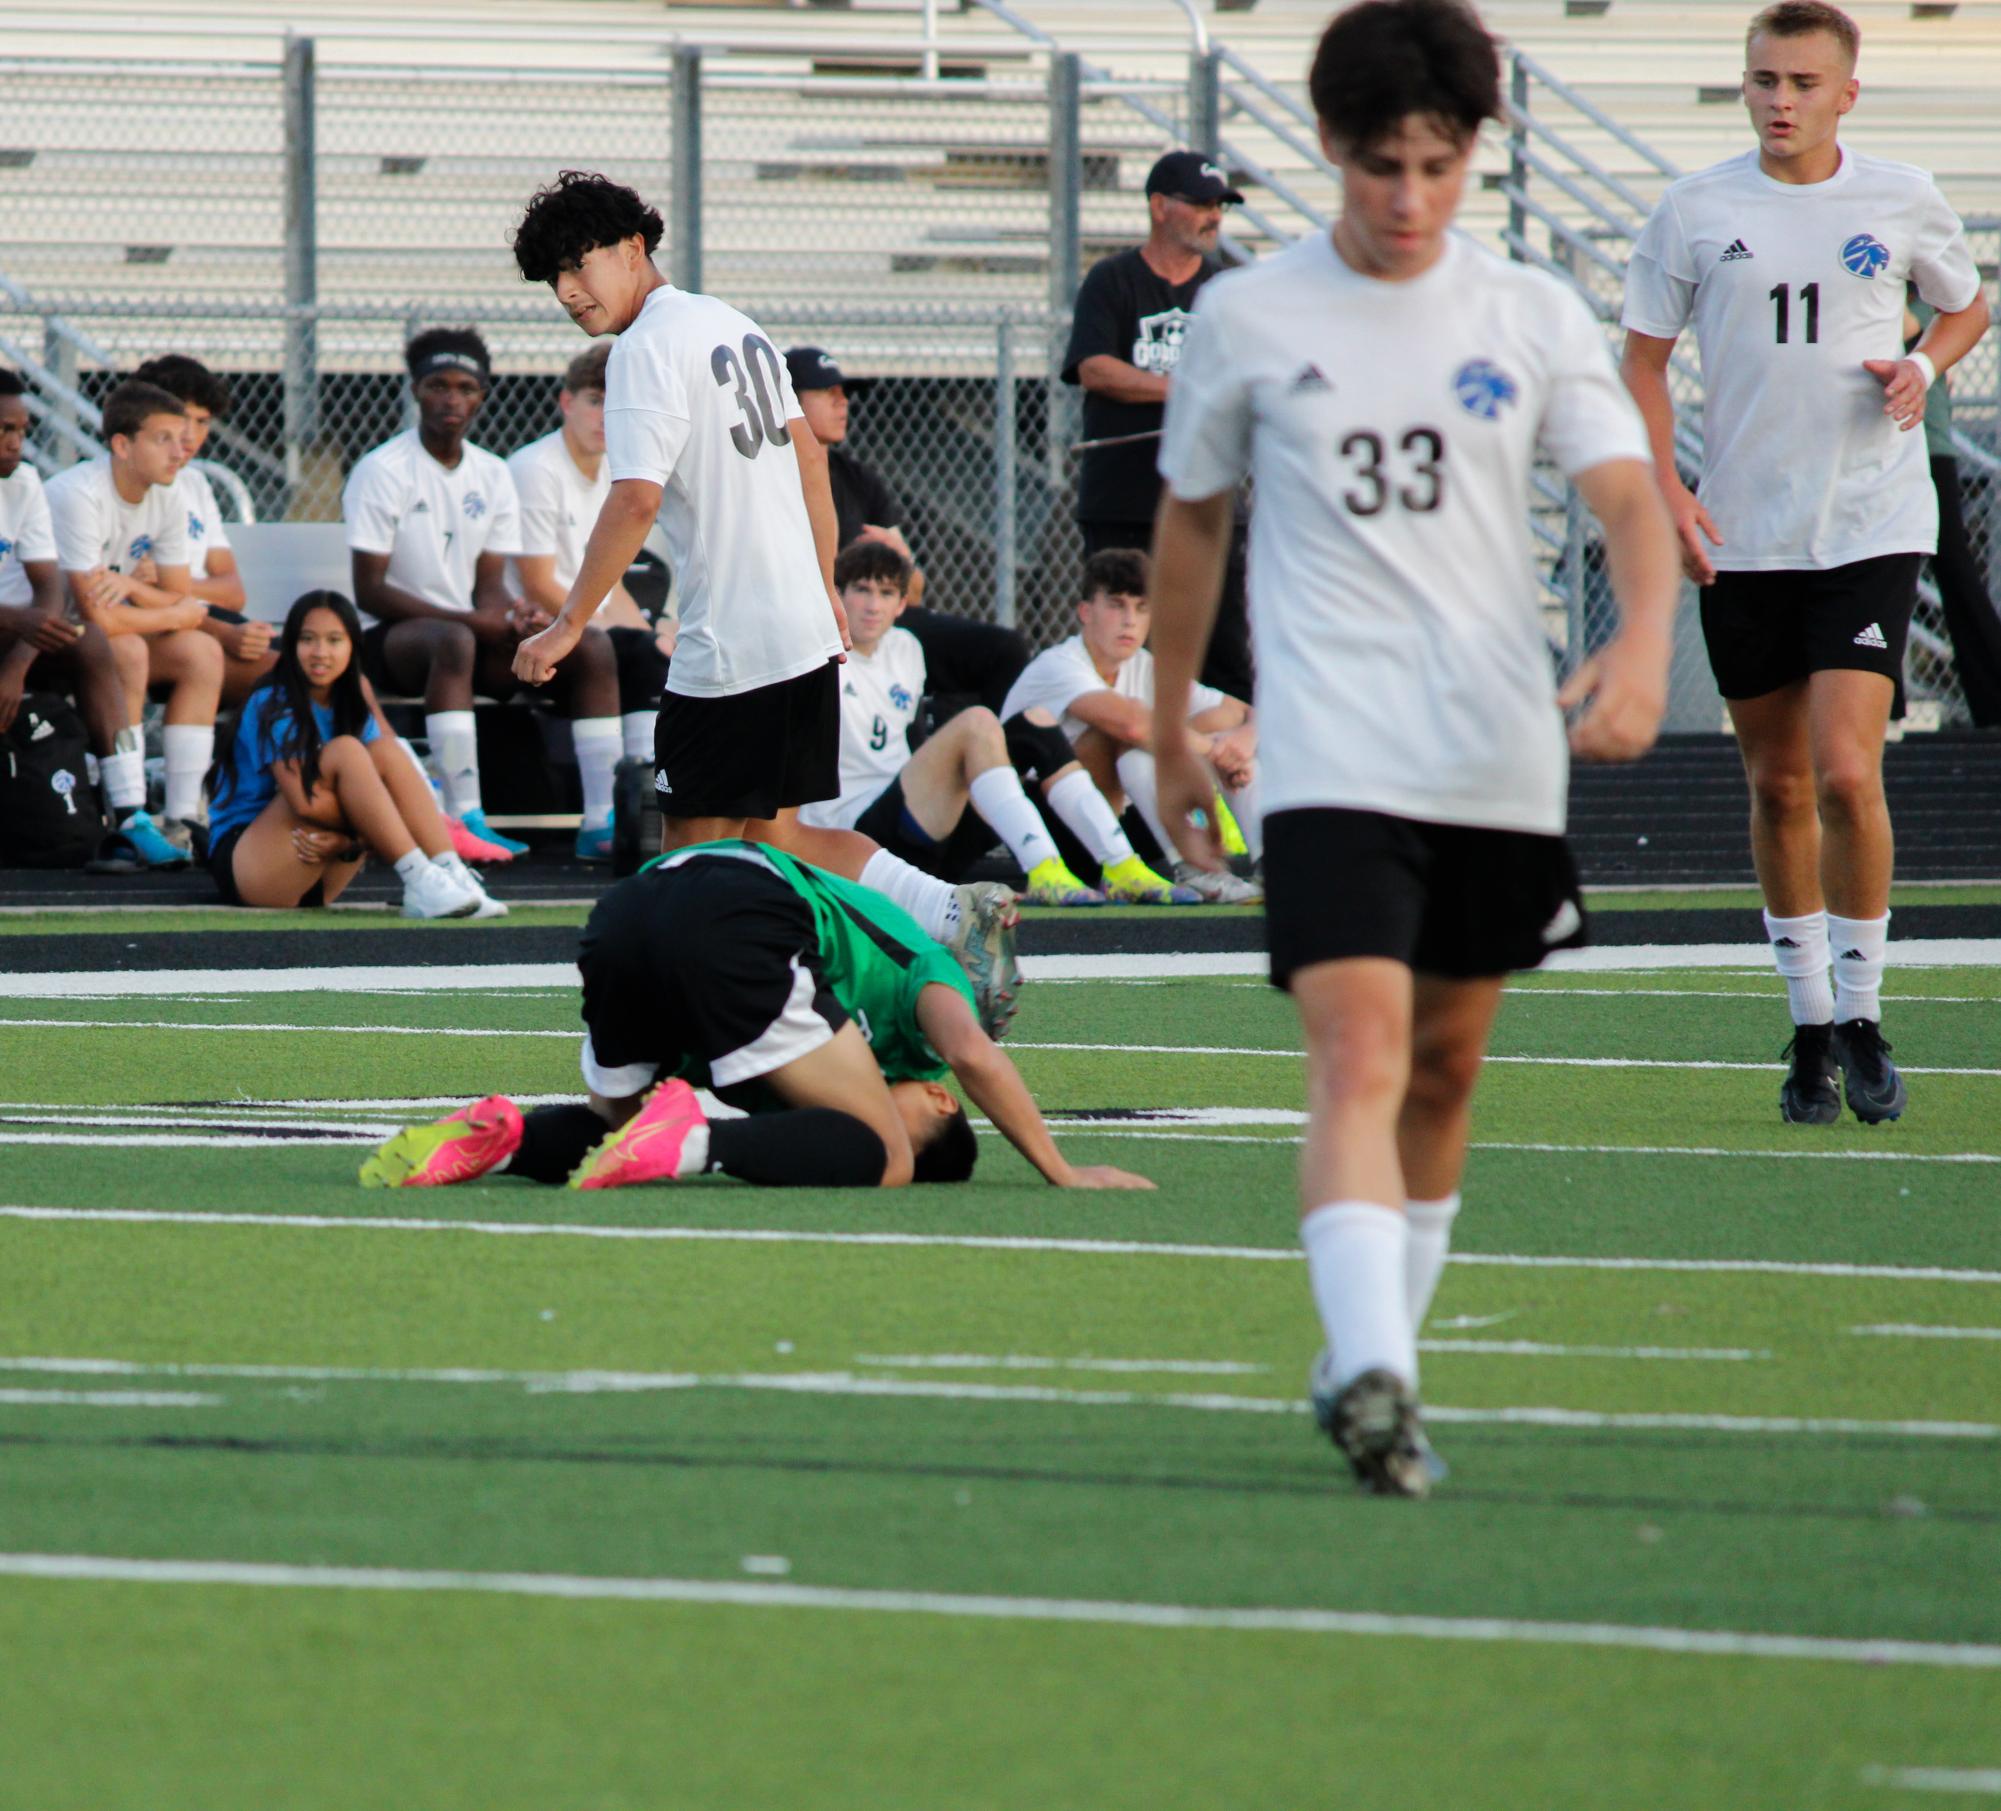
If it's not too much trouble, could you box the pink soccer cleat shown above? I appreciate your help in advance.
[448,815,517,865]
[360,1094,524,1188]
[569,1078,709,1190]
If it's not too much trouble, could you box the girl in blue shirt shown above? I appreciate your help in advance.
[207,590,502,916]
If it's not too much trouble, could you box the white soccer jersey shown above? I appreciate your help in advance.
[342,429,522,627]
[44,457,190,577]
[799,626,930,831]
[1622,148,1980,571]
[507,428,607,593]
[0,463,57,607]
[1159,231,1650,836]
[1000,634,1226,748]
[176,466,232,583]
[605,284,843,697]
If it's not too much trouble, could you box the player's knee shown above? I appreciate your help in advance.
[570,624,616,675]
[1814,756,1882,821]
[421,621,477,677]
[1306,1018,1407,1109]
[111,633,149,682]
[1749,763,1814,821]
[321,734,370,770]
[1004,710,1076,785]
[1408,1038,1483,1112]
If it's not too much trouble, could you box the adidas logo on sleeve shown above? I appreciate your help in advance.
[1290,362,1332,393]
[1718,238,1754,262]
[1853,621,1888,650]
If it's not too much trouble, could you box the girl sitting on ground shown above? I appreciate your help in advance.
[205,590,505,918]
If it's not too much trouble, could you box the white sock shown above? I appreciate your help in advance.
[161,723,213,823]
[1227,772,1262,861]
[393,849,428,883]
[571,716,621,832]
[861,848,960,942]
[1828,910,1890,1024]
[1300,1200,1415,1391]
[1043,768,1134,866]
[399,736,438,795]
[1114,749,1174,859]
[426,710,481,817]
[100,748,146,814]
[620,710,655,766]
[969,765,1057,874]
[1404,1193,1461,1335]
[1763,909,1834,1026]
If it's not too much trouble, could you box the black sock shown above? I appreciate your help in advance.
[706,1110,886,1187]
[506,1104,608,1185]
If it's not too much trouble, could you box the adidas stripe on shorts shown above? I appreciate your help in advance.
[1699,552,1920,714]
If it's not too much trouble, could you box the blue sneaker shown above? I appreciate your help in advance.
[118,809,193,870]
[574,822,615,864]
[456,808,529,857]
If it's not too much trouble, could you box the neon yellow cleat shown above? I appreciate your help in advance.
[360,1095,524,1188]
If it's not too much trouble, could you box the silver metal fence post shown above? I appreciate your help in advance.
[1189,49,1221,161]
[403,310,424,433]
[993,317,1018,631]
[1564,479,1588,674]
[1048,52,1081,488]
[671,47,704,294]
[1507,53,1529,263]
[40,321,81,466]
[282,32,319,502]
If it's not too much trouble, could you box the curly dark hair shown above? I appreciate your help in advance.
[833,537,911,595]
[133,353,232,419]
[512,170,665,285]
[1308,0,1501,151]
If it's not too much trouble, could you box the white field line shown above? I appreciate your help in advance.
[0,1133,374,1149]
[0,1018,576,1039]
[1416,1340,1768,1361]
[8,1203,2001,1286]
[2,939,2000,1001]
[0,1357,1984,1441]
[1864,1766,2001,1795]
[3,1553,1998,1671]
[853,1354,1268,1376]
[1507,987,1996,1005]
[0,1388,218,1407]
[0,1110,403,1136]
[1011,1043,2001,1078]
[1851,1325,2001,1343]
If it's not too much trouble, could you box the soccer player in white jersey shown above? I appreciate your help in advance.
[46,378,225,867]
[1002,547,1262,904]
[132,354,276,708]
[508,173,1020,1028]
[800,538,1102,904]
[1621,0,1988,1127]
[508,339,672,772]
[1150,0,1680,1495]
[345,327,625,863]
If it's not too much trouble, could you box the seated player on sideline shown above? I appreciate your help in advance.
[362,839,1154,1192]
[0,370,146,832]
[344,326,623,863]
[131,353,276,708]
[46,377,224,867]
[207,590,503,918]
[1001,548,1262,904]
[799,539,1105,905]
[507,339,670,774]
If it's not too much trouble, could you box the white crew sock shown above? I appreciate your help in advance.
[100,748,146,814]
[1828,911,1891,1024]
[1404,1193,1461,1335]
[392,849,428,883]
[1226,771,1263,861]
[969,765,1057,874]
[1300,1200,1415,1391]
[1114,749,1174,859]
[861,848,961,942]
[161,723,213,824]
[1043,768,1134,867]
[570,716,622,832]
[426,711,481,817]
[620,710,656,766]
[1763,908,1834,1026]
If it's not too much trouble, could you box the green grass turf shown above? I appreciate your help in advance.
[2,964,1999,1804]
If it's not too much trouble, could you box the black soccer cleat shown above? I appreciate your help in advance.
[1832,1018,1907,1124]
[1309,1353,1433,1499]
[1778,1022,1840,1126]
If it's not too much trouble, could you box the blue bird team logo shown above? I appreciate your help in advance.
[187,510,206,542]
[889,684,914,712]
[0,536,13,561]
[1841,233,1891,279]
[127,534,154,562]
[462,491,487,521]
[1453,358,1518,421]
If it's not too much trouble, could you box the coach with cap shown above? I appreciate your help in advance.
[786,343,1028,718]
[1061,149,1253,701]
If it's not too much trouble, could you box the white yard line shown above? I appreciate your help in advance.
[0,1388,218,1407]
[1507,987,1994,1005]
[6,1203,2001,1285]
[1,1553,1996,1670]
[0,1018,576,1039]
[1851,1325,2001,1343]
[1864,1767,2001,1795]
[1011,1044,2001,1078]
[1416,1340,1768,1361]
[854,1354,1268,1376]
[0,1133,375,1149]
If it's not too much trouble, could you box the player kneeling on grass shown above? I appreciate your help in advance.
[206,590,504,919]
[799,539,1105,906]
[363,840,1151,1192]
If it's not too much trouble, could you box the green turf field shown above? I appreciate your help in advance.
[3,957,1999,1808]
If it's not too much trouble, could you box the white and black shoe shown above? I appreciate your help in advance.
[1309,1350,1434,1499]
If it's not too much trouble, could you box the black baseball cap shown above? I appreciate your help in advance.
[784,346,875,398]
[1144,150,1244,206]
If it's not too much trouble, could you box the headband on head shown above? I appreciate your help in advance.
[413,349,488,384]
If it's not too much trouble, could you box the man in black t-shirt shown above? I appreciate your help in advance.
[1062,149,1254,702]
[786,344,1028,717]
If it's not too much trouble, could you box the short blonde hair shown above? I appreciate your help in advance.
[1747,0,1859,66]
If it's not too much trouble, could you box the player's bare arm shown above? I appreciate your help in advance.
[916,984,1154,1189]
[513,478,657,684]
[1142,487,1234,869]
[1556,457,1678,763]
[1075,353,1171,407]
[72,566,205,636]
[1620,330,1722,585]
[789,416,853,653]
[467,550,520,646]
[1864,291,1991,429]
[350,550,478,634]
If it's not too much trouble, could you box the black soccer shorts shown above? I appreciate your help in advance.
[653,658,840,821]
[1701,554,1920,716]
